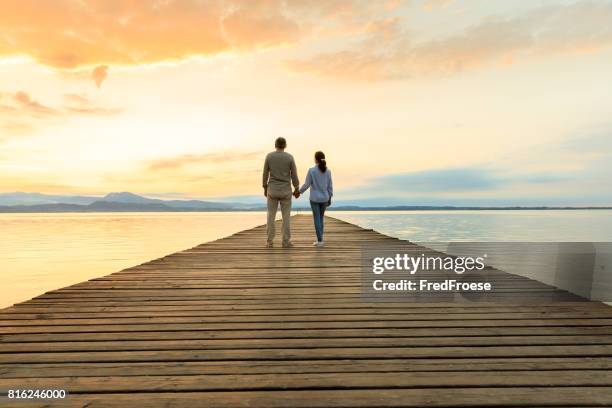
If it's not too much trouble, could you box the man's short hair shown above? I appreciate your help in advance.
[275,137,287,149]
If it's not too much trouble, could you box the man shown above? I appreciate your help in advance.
[262,137,300,248]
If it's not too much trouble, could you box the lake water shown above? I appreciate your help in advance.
[332,210,612,242]
[0,212,266,308]
[2,210,612,308]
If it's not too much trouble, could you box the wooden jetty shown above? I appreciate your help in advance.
[1,214,612,407]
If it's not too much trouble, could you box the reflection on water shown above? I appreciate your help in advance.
[0,212,267,308]
[2,210,612,308]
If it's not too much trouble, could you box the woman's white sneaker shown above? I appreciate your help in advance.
[312,241,319,246]
[316,241,325,247]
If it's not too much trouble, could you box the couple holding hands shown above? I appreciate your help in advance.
[263,137,333,248]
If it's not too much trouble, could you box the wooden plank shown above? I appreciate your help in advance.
[3,358,612,378]
[3,306,606,319]
[4,312,612,326]
[3,319,612,336]
[3,326,612,344]
[4,345,612,364]
[3,335,612,354]
[7,301,601,311]
[3,370,612,392]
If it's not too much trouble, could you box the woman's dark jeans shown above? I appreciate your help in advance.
[310,201,327,242]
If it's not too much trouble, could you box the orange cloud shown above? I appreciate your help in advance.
[63,93,122,115]
[91,65,108,88]
[148,151,264,171]
[0,1,223,68]
[1,120,33,136]
[287,2,612,80]
[0,1,405,70]
[2,91,60,117]
[96,151,265,196]
[0,90,122,136]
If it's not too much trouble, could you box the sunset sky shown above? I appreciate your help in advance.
[1,0,612,206]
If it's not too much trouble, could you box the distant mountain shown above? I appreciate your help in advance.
[0,191,258,212]
[101,192,251,209]
[0,201,253,213]
[0,202,231,212]
[0,192,98,206]
[102,192,154,204]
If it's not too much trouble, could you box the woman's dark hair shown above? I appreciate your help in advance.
[315,151,327,172]
[275,137,287,149]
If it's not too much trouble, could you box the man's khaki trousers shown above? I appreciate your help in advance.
[267,193,292,245]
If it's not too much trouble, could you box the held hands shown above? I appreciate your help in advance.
[264,187,300,198]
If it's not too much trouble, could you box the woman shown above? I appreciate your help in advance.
[298,151,333,247]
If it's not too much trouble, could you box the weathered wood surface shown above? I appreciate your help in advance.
[1,214,611,407]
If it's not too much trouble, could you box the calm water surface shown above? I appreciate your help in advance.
[333,210,612,242]
[0,212,266,308]
[2,210,611,308]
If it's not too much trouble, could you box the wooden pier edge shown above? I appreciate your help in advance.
[1,214,612,407]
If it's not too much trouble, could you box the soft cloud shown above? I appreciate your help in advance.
[62,93,122,115]
[1,91,59,117]
[373,168,503,192]
[349,166,570,197]
[147,151,264,171]
[0,91,60,134]
[98,151,264,196]
[0,0,387,69]
[288,2,612,80]
[1,120,33,137]
[0,90,122,136]
[91,65,108,88]
[221,3,300,49]
[423,0,455,12]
